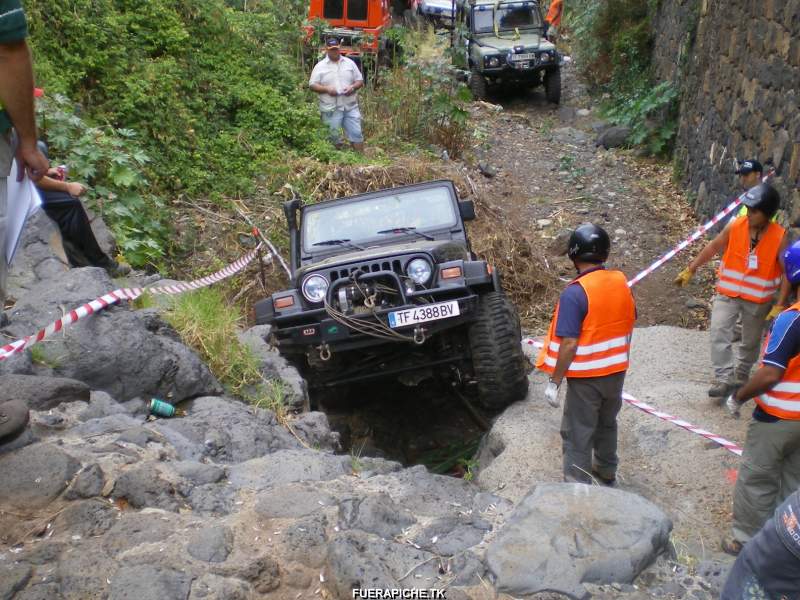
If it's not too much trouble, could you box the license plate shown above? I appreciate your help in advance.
[388,301,460,328]
[511,53,535,61]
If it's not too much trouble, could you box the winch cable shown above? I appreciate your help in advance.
[493,0,520,41]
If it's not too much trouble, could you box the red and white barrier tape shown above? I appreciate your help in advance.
[622,392,742,456]
[522,338,743,456]
[626,169,774,287]
[0,244,267,361]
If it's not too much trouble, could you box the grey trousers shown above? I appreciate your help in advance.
[561,371,626,484]
[732,417,800,542]
[709,294,772,385]
[0,132,11,308]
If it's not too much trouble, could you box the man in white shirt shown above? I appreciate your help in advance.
[309,38,365,152]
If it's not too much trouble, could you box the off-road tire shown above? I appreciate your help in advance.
[544,67,561,104]
[469,68,488,101]
[468,292,529,411]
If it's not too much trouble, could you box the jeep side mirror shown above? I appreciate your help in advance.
[459,200,476,221]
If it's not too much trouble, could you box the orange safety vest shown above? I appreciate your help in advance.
[536,269,636,378]
[756,301,800,420]
[546,0,563,27]
[716,216,784,304]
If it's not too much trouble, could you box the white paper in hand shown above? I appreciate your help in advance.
[5,159,43,266]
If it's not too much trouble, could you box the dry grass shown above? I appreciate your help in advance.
[168,155,559,331]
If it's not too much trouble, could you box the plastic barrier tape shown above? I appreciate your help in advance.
[0,244,268,361]
[522,337,743,456]
[626,169,774,288]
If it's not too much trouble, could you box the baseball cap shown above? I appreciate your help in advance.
[325,38,341,49]
[735,159,763,175]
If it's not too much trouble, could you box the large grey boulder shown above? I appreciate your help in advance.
[187,525,234,563]
[6,267,221,403]
[595,125,632,149]
[238,325,308,412]
[0,442,80,510]
[485,483,672,599]
[108,565,192,600]
[112,463,182,511]
[228,449,350,490]
[338,492,416,539]
[151,396,299,463]
[0,375,89,410]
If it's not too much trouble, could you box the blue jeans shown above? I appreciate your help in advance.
[321,107,363,144]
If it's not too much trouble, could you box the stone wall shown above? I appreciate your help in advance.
[652,0,800,222]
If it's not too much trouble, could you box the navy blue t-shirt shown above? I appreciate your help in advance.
[554,266,604,338]
[756,309,800,422]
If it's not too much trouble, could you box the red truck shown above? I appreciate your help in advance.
[305,0,419,61]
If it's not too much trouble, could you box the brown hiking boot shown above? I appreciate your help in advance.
[721,536,744,556]
[0,400,29,444]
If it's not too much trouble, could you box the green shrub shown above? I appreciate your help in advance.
[36,94,169,268]
[26,0,330,199]
[566,0,678,156]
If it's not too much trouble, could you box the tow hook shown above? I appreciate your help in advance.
[413,327,426,345]
[319,343,332,361]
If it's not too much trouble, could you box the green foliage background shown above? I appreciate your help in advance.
[566,0,678,156]
[26,0,332,267]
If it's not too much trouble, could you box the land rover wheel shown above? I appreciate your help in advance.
[544,67,561,104]
[469,68,488,100]
[467,292,529,411]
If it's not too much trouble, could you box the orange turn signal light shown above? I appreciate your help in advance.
[274,296,295,309]
[441,267,463,280]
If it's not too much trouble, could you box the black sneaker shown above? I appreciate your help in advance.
[0,400,29,444]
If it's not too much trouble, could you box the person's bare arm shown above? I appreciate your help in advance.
[550,337,578,386]
[309,83,338,95]
[735,364,784,403]
[0,40,48,180]
[37,176,85,197]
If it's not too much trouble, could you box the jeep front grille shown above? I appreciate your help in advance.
[329,259,404,282]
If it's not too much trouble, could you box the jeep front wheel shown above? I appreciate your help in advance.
[469,68,488,100]
[544,67,561,104]
[467,292,529,411]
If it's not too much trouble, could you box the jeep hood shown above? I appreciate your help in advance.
[474,33,553,54]
[297,239,469,278]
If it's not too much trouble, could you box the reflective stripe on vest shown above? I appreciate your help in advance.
[535,269,636,379]
[756,301,800,420]
[717,216,784,304]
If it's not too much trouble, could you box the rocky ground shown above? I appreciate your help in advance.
[0,39,757,600]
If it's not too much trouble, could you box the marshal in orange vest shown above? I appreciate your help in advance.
[536,269,636,378]
[717,216,785,304]
[756,302,800,420]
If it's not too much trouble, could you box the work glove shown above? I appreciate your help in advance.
[766,305,785,321]
[544,380,560,408]
[725,394,744,418]
[674,268,694,287]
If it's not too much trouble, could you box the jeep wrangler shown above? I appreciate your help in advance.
[452,0,561,103]
[254,180,529,411]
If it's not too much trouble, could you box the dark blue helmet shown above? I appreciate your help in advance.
[784,241,800,286]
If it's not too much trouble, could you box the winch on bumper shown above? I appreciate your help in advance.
[255,258,494,354]
[480,47,558,79]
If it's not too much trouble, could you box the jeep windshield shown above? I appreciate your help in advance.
[473,2,543,34]
[302,186,458,253]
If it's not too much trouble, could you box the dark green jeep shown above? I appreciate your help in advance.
[255,180,529,410]
[453,0,561,103]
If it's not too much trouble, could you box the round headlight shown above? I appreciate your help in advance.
[406,259,432,285]
[487,56,500,67]
[302,274,329,303]
[540,52,551,62]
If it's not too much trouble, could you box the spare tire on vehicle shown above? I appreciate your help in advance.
[468,291,529,411]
